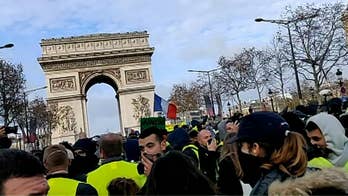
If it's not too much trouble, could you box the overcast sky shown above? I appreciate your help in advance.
[0,0,343,136]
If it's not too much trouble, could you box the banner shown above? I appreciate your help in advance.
[140,117,166,131]
[204,95,214,117]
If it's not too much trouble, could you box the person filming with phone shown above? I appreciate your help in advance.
[182,129,219,183]
[0,126,17,149]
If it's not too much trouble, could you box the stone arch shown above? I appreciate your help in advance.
[38,32,155,144]
[81,72,119,96]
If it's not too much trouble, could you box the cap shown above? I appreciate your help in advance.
[230,112,290,148]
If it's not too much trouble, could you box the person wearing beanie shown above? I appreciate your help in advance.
[230,111,308,195]
[43,144,97,196]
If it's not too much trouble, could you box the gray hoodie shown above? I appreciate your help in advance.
[306,112,348,167]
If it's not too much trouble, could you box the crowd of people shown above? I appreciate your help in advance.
[1,98,348,195]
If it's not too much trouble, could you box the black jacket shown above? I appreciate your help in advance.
[182,142,219,183]
[217,158,243,195]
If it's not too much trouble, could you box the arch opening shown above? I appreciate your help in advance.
[85,75,121,136]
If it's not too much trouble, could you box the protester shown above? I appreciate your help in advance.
[69,138,99,181]
[107,177,139,196]
[182,129,219,183]
[87,133,146,196]
[43,144,97,195]
[231,111,308,195]
[137,126,168,176]
[217,133,243,195]
[0,127,12,149]
[144,151,216,195]
[306,112,348,171]
[0,149,49,195]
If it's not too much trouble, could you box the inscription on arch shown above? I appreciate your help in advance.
[50,76,76,92]
[126,69,149,84]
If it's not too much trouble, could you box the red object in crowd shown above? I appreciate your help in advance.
[167,102,177,119]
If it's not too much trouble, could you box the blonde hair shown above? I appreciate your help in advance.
[43,144,68,171]
[262,132,307,177]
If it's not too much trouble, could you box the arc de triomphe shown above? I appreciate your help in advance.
[38,31,155,144]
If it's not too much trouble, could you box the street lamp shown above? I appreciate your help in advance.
[336,69,345,96]
[0,43,14,49]
[336,69,343,86]
[24,86,47,148]
[255,13,318,100]
[309,87,315,101]
[188,68,219,118]
[268,89,275,112]
[227,101,232,117]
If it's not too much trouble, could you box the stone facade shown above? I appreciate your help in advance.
[38,31,155,144]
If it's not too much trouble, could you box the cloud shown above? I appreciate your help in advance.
[0,0,341,134]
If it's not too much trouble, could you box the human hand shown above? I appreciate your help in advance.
[207,138,217,151]
[3,175,49,196]
[226,121,239,134]
[0,127,6,138]
[141,153,154,176]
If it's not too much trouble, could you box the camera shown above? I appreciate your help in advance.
[3,126,18,134]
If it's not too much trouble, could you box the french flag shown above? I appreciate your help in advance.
[154,94,177,119]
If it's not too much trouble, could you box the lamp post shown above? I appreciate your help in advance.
[227,101,232,117]
[255,13,318,100]
[309,87,315,101]
[268,89,275,112]
[188,68,219,118]
[0,43,14,49]
[24,86,47,149]
[336,69,345,96]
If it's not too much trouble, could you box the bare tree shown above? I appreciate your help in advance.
[217,55,250,112]
[240,47,271,105]
[268,35,292,100]
[0,59,25,126]
[281,3,348,93]
[169,82,202,113]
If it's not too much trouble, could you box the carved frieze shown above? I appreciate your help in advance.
[41,55,151,72]
[42,36,149,57]
[131,95,151,121]
[125,69,149,84]
[50,76,76,93]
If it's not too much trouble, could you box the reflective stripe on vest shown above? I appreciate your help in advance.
[182,144,200,169]
[47,177,79,196]
[87,160,146,196]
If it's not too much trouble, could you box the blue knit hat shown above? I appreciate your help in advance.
[230,112,290,148]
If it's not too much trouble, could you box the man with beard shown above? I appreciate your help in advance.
[306,113,348,171]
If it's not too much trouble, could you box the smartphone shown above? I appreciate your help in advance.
[4,126,18,134]
[208,138,213,145]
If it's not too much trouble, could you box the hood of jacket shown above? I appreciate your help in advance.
[269,168,348,195]
[306,112,348,166]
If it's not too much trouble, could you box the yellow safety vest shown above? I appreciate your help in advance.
[182,144,200,169]
[309,157,348,172]
[47,177,79,196]
[87,160,146,196]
